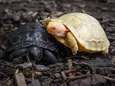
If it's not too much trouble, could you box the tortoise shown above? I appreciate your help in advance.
[43,13,110,55]
[5,23,70,64]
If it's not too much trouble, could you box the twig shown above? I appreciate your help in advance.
[15,72,27,86]
[96,74,115,81]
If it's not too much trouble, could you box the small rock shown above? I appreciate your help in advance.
[17,62,32,69]
[34,64,49,71]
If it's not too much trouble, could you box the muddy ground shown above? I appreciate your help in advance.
[0,0,115,86]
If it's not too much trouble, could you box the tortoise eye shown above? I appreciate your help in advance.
[52,27,56,30]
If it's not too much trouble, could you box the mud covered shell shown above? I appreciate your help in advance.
[53,13,110,54]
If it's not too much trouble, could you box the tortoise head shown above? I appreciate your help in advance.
[43,18,69,37]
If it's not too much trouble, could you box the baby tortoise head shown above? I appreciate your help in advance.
[42,18,69,37]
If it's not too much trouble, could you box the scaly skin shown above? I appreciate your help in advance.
[55,32,78,55]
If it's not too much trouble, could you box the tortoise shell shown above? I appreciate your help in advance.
[46,13,110,54]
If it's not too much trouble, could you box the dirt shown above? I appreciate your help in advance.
[0,0,115,86]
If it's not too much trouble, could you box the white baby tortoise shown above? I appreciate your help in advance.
[43,13,110,55]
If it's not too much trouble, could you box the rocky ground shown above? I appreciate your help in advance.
[0,0,115,86]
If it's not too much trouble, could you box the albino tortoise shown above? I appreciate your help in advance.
[43,13,110,55]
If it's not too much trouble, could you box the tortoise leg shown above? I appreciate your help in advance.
[43,50,58,64]
[102,48,109,55]
[55,32,78,55]
[29,46,57,65]
[9,48,27,60]
[65,32,78,55]
[29,46,43,62]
